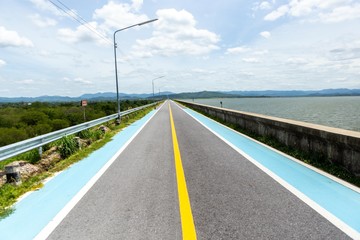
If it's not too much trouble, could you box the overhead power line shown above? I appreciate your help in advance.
[46,0,138,68]
[47,0,112,45]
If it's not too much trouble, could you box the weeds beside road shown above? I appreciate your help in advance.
[0,105,157,218]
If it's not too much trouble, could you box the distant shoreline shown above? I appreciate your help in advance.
[1,88,359,103]
[191,96,360,132]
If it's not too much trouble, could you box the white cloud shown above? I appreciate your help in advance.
[286,57,308,64]
[2,0,359,96]
[133,9,220,57]
[62,77,92,84]
[30,0,59,14]
[259,1,272,10]
[74,77,92,84]
[225,46,251,54]
[253,50,269,55]
[260,31,271,39]
[264,0,358,22]
[264,5,289,20]
[30,0,82,22]
[0,89,10,93]
[17,79,35,84]
[328,47,360,61]
[319,4,360,22]
[30,0,80,17]
[30,14,57,27]
[93,0,148,31]
[288,0,348,17]
[253,1,273,12]
[242,58,260,63]
[239,71,255,77]
[0,26,33,48]
[57,22,107,44]
[131,0,143,12]
[192,68,215,74]
[55,0,149,45]
[0,59,6,67]
[54,0,149,45]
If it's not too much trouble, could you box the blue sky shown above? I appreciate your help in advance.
[0,0,360,97]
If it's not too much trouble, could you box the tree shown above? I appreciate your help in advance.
[33,123,52,135]
[21,111,49,126]
[0,115,13,128]
[0,128,28,146]
[51,119,70,130]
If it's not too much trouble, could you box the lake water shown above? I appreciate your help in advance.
[186,96,360,132]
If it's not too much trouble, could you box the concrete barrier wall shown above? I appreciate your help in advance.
[178,100,360,176]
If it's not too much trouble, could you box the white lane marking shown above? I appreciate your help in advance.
[173,101,360,239]
[16,102,168,206]
[34,104,164,240]
[173,101,360,193]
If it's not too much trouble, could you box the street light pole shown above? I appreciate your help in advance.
[113,18,158,122]
[152,75,165,97]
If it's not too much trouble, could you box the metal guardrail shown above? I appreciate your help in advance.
[0,102,158,162]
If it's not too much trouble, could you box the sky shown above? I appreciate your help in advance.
[0,0,360,97]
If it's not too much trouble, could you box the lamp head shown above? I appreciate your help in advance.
[138,18,158,26]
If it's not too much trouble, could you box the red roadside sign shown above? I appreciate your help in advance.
[81,100,87,107]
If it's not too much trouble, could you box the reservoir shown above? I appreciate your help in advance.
[186,96,360,132]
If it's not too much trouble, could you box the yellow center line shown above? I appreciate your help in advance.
[169,103,197,240]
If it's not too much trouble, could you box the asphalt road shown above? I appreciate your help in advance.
[48,101,349,239]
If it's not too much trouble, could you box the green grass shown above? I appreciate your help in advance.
[0,105,157,217]
[0,149,41,169]
[0,174,49,219]
[58,135,79,159]
[182,104,360,188]
[0,159,16,172]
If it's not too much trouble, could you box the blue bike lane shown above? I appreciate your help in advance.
[0,109,157,240]
[182,107,360,239]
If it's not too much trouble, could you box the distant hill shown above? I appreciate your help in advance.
[165,88,360,99]
[1,88,359,103]
[155,91,234,99]
[308,88,360,96]
[0,92,157,103]
[224,88,360,97]
[79,92,156,101]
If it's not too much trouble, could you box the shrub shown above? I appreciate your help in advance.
[58,136,79,159]
[7,149,41,165]
[77,129,92,139]
[91,130,104,141]
[19,149,41,164]
[77,129,104,142]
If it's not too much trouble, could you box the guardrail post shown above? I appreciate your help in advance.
[74,137,81,149]
[38,146,43,157]
[5,163,21,185]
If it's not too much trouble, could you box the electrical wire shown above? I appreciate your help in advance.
[47,0,112,45]
[47,0,138,68]
[54,0,112,44]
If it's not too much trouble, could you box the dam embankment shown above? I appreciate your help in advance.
[178,100,360,176]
